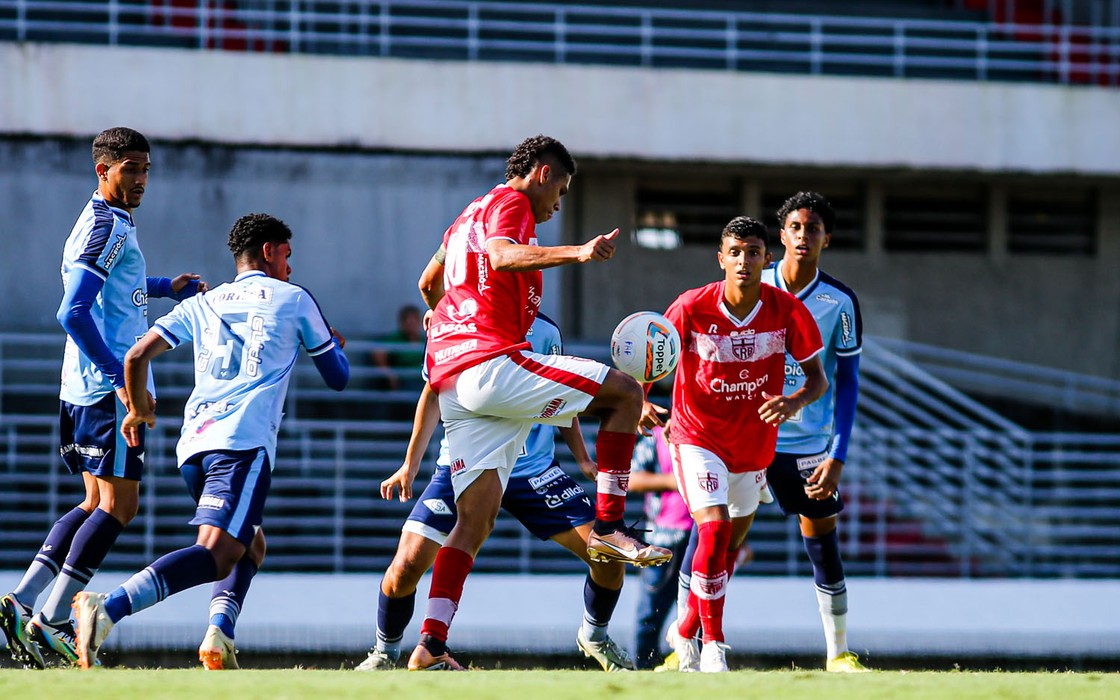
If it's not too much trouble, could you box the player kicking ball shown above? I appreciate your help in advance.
[359,313,632,672]
[71,213,349,669]
[644,216,828,672]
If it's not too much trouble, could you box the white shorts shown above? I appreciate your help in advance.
[438,350,609,499]
[671,443,767,519]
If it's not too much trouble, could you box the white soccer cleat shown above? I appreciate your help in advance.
[576,629,635,672]
[355,647,398,671]
[700,640,730,673]
[72,591,114,670]
[199,624,239,670]
[665,621,700,672]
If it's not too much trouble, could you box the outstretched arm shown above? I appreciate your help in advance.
[146,273,208,300]
[120,331,172,447]
[381,383,442,501]
[487,229,620,272]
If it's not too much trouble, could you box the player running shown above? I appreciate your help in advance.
[71,213,349,670]
[0,127,206,669]
[761,191,868,673]
[645,216,827,672]
[358,313,632,672]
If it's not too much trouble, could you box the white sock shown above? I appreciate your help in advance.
[581,615,608,642]
[816,583,848,659]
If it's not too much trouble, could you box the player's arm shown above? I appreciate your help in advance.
[146,273,208,300]
[486,228,620,272]
[559,418,597,481]
[311,343,349,392]
[120,330,172,447]
[381,382,441,502]
[759,354,828,426]
[56,267,126,393]
[806,353,860,501]
[418,245,446,310]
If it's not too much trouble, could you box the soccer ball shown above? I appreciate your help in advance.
[610,311,681,383]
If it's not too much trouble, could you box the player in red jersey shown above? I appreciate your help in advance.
[409,135,671,671]
[642,216,828,672]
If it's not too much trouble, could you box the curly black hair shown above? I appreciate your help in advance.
[505,135,576,181]
[227,213,293,258]
[721,215,769,248]
[92,127,150,165]
[776,191,835,233]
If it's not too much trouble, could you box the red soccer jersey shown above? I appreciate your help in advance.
[666,281,823,473]
[426,185,542,388]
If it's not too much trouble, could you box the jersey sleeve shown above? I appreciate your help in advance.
[663,294,689,350]
[484,194,534,245]
[786,296,824,363]
[295,288,336,356]
[74,208,117,280]
[151,298,197,349]
[835,291,863,357]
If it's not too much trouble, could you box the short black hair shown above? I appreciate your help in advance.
[505,135,576,181]
[92,127,150,165]
[721,216,769,248]
[776,191,836,233]
[227,213,293,259]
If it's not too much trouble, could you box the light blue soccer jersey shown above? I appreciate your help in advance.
[762,261,862,454]
[435,313,564,478]
[59,192,152,405]
[151,270,336,467]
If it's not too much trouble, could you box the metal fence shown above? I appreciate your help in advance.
[1,0,1118,85]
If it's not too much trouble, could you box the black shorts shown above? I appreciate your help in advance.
[766,451,844,520]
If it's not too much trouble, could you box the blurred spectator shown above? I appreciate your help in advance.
[371,304,425,392]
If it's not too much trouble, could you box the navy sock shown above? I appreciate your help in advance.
[804,529,845,588]
[582,574,622,642]
[40,509,125,623]
[12,506,91,605]
[209,557,259,639]
[377,584,415,649]
[109,545,218,622]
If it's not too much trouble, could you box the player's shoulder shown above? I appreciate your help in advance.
[815,270,860,307]
[677,280,722,306]
[761,280,802,307]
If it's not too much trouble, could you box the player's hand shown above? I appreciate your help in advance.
[639,401,668,435]
[422,309,435,331]
[577,459,598,481]
[578,229,619,263]
[758,392,800,426]
[330,327,347,349]
[805,457,843,501]
[171,273,208,296]
[121,407,156,448]
[381,463,418,502]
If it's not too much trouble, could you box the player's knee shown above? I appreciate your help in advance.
[588,560,625,588]
[385,553,427,595]
[108,501,139,525]
[249,529,267,567]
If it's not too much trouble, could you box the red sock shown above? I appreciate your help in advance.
[420,546,474,642]
[595,431,637,522]
[678,592,701,640]
[692,520,732,643]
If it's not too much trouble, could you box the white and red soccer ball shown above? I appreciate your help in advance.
[610,311,681,383]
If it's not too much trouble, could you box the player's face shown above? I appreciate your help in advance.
[780,208,830,264]
[718,236,770,288]
[262,241,292,282]
[97,151,151,211]
[528,163,571,224]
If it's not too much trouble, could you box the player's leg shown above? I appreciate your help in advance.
[30,395,143,666]
[73,448,270,669]
[359,469,454,670]
[200,528,266,670]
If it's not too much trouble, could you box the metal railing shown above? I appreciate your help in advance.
[1,0,1118,86]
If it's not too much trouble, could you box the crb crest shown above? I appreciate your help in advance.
[697,471,719,493]
[730,332,756,361]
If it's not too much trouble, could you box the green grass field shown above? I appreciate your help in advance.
[1,668,1117,700]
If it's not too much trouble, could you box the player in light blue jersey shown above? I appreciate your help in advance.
[760,191,867,673]
[1,127,207,669]
[72,213,349,670]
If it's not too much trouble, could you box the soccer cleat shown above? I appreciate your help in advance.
[72,591,114,670]
[25,614,79,667]
[699,641,730,673]
[355,648,399,671]
[1,594,45,669]
[576,629,635,672]
[827,650,870,673]
[407,643,465,671]
[653,651,679,673]
[665,622,700,672]
[198,624,239,670]
[587,524,673,568]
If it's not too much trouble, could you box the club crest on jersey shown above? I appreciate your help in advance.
[697,471,719,493]
[730,332,756,361]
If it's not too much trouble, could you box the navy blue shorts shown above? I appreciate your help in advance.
[766,451,845,520]
[181,448,272,547]
[59,394,145,481]
[405,462,594,543]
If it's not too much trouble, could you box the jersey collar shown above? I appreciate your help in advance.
[718,282,763,327]
[775,259,820,299]
[234,270,268,282]
[91,191,134,226]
